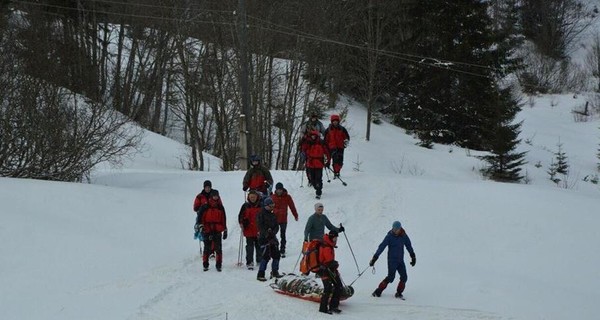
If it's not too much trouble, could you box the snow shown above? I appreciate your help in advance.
[1,95,600,320]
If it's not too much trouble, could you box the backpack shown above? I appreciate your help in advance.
[299,239,322,275]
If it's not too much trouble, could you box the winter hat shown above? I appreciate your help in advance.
[314,202,324,210]
[275,182,284,190]
[203,180,212,188]
[392,221,402,230]
[210,189,219,197]
[263,197,274,207]
[250,154,261,162]
[330,114,340,122]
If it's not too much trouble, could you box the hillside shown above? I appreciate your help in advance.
[1,96,599,320]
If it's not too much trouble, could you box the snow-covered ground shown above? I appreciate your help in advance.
[1,95,599,320]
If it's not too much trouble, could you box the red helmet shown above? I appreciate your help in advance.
[330,114,340,122]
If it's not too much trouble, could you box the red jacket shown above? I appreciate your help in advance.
[304,138,330,169]
[238,198,261,237]
[242,166,273,194]
[324,124,350,150]
[193,189,222,212]
[271,189,298,223]
[199,199,227,233]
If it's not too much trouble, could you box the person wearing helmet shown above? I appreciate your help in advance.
[369,221,416,299]
[242,154,274,195]
[324,114,350,179]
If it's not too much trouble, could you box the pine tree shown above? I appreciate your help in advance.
[478,97,527,182]
[398,0,522,151]
[554,142,569,175]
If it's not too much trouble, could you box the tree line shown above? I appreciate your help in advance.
[0,0,596,182]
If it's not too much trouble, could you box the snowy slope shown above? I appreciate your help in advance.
[1,96,599,320]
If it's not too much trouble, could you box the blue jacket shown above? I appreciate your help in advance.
[373,229,415,264]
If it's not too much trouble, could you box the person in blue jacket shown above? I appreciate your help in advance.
[369,220,416,298]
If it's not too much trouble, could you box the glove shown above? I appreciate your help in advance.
[223,229,228,240]
[325,160,331,168]
[194,224,202,233]
[338,225,345,233]
[369,256,377,267]
[243,186,248,191]
[343,139,349,148]
[410,256,416,267]
[295,216,299,221]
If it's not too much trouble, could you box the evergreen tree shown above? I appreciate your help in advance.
[398,0,522,152]
[477,90,527,182]
[554,142,569,175]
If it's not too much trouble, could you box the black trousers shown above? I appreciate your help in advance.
[320,272,342,311]
[306,167,323,196]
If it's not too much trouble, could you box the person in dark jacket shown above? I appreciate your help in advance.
[271,182,299,256]
[256,197,282,281]
[324,114,350,179]
[242,155,273,195]
[370,221,416,298]
[238,190,262,270]
[318,230,343,314]
[196,190,228,272]
[304,202,344,241]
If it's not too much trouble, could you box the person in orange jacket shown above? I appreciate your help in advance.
[196,190,228,272]
[318,230,343,314]
[303,130,330,199]
[324,114,350,179]
[238,190,262,270]
[271,182,299,257]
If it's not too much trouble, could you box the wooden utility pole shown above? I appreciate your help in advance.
[238,0,252,170]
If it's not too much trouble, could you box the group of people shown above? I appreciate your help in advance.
[299,113,350,199]
[190,113,416,314]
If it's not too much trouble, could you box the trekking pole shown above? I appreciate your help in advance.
[292,249,303,273]
[324,166,331,183]
[342,228,361,274]
[237,228,244,267]
[327,167,347,186]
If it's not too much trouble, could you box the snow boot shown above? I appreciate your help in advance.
[257,271,267,282]
[319,309,332,315]
[330,308,342,314]
[203,261,209,272]
[247,263,254,270]
[372,289,382,297]
[395,292,404,299]
[271,271,283,279]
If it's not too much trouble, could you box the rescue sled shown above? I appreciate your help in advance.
[269,273,354,303]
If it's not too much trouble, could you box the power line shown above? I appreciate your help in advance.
[247,14,499,75]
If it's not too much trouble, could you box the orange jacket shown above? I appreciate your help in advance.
[319,234,339,279]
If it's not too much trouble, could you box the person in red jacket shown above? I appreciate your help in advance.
[303,130,330,199]
[238,190,262,270]
[324,114,350,179]
[242,155,274,196]
[271,182,299,257]
[193,180,220,212]
[318,230,343,314]
[196,190,228,272]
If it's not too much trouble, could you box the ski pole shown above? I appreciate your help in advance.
[324,166,331,183]
[292,249,303,273]
[342,227,361,274]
